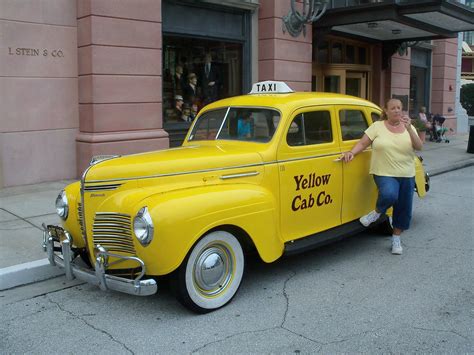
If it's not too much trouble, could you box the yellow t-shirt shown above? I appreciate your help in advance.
[364,121,415,177]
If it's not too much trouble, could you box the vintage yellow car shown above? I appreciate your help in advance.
[43,81,428,313]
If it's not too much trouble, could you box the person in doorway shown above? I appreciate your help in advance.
[341,98,423,255]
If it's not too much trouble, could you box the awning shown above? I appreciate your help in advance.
[313,0,474,43]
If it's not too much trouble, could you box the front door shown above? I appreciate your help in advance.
[277,106,343,242]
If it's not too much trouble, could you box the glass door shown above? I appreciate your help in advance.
[346,71,367,99]
[323,69,345,94]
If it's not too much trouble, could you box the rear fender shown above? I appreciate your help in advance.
[414,156,427,198]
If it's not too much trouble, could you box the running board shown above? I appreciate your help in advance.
[283,216,388,256]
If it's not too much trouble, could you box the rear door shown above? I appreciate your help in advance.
[336,105,378,223]
[277,106,343,242]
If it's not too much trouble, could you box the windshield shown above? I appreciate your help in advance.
[188,107,281,143]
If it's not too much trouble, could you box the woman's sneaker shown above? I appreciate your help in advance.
[391,236,403,255]
[359,210,381,227]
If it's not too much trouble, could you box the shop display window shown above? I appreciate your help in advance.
[331,42,343,63]
[163,36,243,124]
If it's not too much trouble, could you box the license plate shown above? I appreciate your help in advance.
[47,225,66,241]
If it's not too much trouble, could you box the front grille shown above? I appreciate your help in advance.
[92,212,136,256]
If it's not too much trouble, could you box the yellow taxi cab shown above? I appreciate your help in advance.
[43,81,429,313]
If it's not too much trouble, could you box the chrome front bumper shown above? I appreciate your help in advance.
[42,225,157,296]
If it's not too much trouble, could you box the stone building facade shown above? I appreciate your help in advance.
[1,0,473,188]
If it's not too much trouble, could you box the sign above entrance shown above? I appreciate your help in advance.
[249,81,294,95]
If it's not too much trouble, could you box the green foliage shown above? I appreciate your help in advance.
[460,83,474,116]
[411,117,427,132]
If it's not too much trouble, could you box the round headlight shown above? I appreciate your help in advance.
[55,190,69,220]
[133,207,154,246]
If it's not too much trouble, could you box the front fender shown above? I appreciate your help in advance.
[62,181,85,248]
[136,184,282,276]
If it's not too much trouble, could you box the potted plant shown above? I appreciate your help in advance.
[411,116,428,142]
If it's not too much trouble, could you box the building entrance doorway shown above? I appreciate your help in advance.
[314,67,369,99]
[312,36,372,100]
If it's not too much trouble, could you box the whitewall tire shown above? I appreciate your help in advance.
[172,230,244,313]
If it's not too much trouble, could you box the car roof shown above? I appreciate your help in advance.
[203,92,381,112]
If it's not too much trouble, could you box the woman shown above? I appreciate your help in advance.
[419,106,432,129]
[341,98,423,255]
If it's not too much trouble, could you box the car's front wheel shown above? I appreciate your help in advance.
[171,230,244,313]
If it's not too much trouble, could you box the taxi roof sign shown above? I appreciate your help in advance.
[249,81,294,95]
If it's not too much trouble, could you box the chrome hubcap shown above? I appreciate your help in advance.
[194,245,233,296]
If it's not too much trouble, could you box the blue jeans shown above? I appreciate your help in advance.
[373,175,415,231]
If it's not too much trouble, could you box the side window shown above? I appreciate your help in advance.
[287,111,332,146]
[286,114,305,146]
[371,112,381,122]
[339,109,369,141]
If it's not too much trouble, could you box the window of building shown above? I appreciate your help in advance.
[339,109,368,140]
[316,40,329,63]
[332,42,343,63]
[324,76,340,93]
[314,38,369,65]
[358,46,367,65]
[163,36,243,124]
[287,111,332,146]
[345,45,355,64]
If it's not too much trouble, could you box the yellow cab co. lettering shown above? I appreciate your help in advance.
[291,172,333,211]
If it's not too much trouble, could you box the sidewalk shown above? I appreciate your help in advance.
[1,134,473,290]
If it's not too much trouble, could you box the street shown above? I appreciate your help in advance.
[1,167,472,354]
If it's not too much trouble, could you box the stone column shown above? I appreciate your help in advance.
[431,38,458,132]
[390,50,411,111]
[258,0,312,92]
[76,0,168,175]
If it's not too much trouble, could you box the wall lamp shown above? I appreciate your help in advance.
[283,0,329,37]
[397,41,420,56]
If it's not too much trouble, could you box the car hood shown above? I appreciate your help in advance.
[85,144,265,182]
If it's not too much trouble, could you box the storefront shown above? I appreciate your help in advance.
[161,0,253,146]
[307,1,471,136]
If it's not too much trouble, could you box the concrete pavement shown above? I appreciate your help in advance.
[1,134,473,290]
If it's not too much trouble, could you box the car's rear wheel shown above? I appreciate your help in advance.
[171,230,244,313]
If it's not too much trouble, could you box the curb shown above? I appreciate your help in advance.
[0,259,64,291]
[427,159,474,177]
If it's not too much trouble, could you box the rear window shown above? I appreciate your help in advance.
[339,109,369,141]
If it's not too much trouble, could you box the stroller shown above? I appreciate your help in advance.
[430,114,451,143]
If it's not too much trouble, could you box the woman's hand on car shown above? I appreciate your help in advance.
[341,151,354,163]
